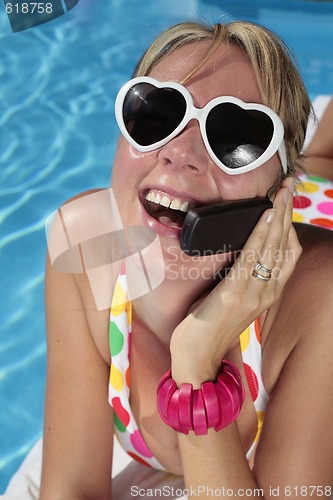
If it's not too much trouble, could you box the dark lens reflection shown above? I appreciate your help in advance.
[123,83,187,146]
[206,103,274,168]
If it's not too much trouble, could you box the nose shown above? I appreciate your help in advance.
[157,120,211,174]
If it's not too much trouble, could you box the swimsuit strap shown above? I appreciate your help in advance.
[240,319,269,458]
[108,266,165,470]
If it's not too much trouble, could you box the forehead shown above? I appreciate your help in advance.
[149,41,262,104]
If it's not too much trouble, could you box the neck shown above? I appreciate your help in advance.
[131,251,231,343]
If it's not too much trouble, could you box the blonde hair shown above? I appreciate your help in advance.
[133,21,312,176]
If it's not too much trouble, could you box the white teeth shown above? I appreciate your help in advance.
[160,195,171,208]
[180,201,189,212]
[170,199,181,210]
[144,190,193,212]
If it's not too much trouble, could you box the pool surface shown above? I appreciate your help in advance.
[1,0,333,492]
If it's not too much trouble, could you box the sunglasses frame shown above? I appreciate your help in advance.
[115,76,287,175]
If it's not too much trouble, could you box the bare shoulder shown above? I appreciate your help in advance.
[281,222,333,318]
[295,220,333,251]
[263,222,333,388]
[276,222,333,345]
[293,222,333,288]
[256,223,333,487]
[46,187,118,362]
[47,188,110,266]
[56,187,117,242]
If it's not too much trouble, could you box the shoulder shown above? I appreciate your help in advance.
[256,227,333,486]
[276,222,333,345]
[46,189,121,311]
[293,222,333,288]
[56,187,116,242]
[295,220,333,250]
[46,188,120,274]
[266,222,333,357]
[45,188,118,358]
[282,222,333,309]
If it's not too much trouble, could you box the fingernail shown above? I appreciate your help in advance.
[265,209,276,224]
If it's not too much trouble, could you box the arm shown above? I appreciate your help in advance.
[40,254,114,499]
[168,180,332,498]
[301,98,333,181]
[176,285,333,499]
[253,287,333,494]
[252,224,333,494]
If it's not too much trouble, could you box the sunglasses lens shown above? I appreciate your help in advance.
[122,83,187,147]
[206,103,274,169]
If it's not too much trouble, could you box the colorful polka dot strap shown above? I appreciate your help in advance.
[293,174,333,229]
[108,264,165,470]
[240,318,268,458]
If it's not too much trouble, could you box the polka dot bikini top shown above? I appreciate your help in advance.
[108,174,333,471]
[293,174,333,228]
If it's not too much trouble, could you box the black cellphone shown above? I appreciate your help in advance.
[180,197,273,256]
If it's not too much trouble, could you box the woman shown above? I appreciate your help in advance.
[40,21,333,499]
[301,97,333,182]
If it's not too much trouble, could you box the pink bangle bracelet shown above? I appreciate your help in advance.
[156,360,245,435]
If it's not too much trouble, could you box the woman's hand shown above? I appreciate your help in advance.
[170,177,302,387]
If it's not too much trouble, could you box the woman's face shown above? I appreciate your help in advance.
[111,41,281,251]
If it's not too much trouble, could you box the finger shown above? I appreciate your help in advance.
[231,186,287,284]
[271,179,295,275]
[224,207,276,287]
[216,180,292,291]
[272,224,302,293]
[258,185,290,274]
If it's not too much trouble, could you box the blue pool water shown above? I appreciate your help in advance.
[1,0,333,492]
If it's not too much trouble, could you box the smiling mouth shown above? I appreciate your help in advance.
[142,189,197,229]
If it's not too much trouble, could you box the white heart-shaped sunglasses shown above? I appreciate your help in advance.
[115,76,287,175]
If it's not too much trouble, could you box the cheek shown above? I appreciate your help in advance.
[213,162,280,200]
[111,140,135,185]
[111,160,127,190]
[211,169,253,200]
[111,147,141,199]
[111,138,155,189]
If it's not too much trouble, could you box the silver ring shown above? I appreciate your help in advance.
[254,262,273,275]
[252,270,271,282]
[252,261,273,282]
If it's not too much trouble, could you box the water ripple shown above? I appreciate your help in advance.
[1,0,333,493]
